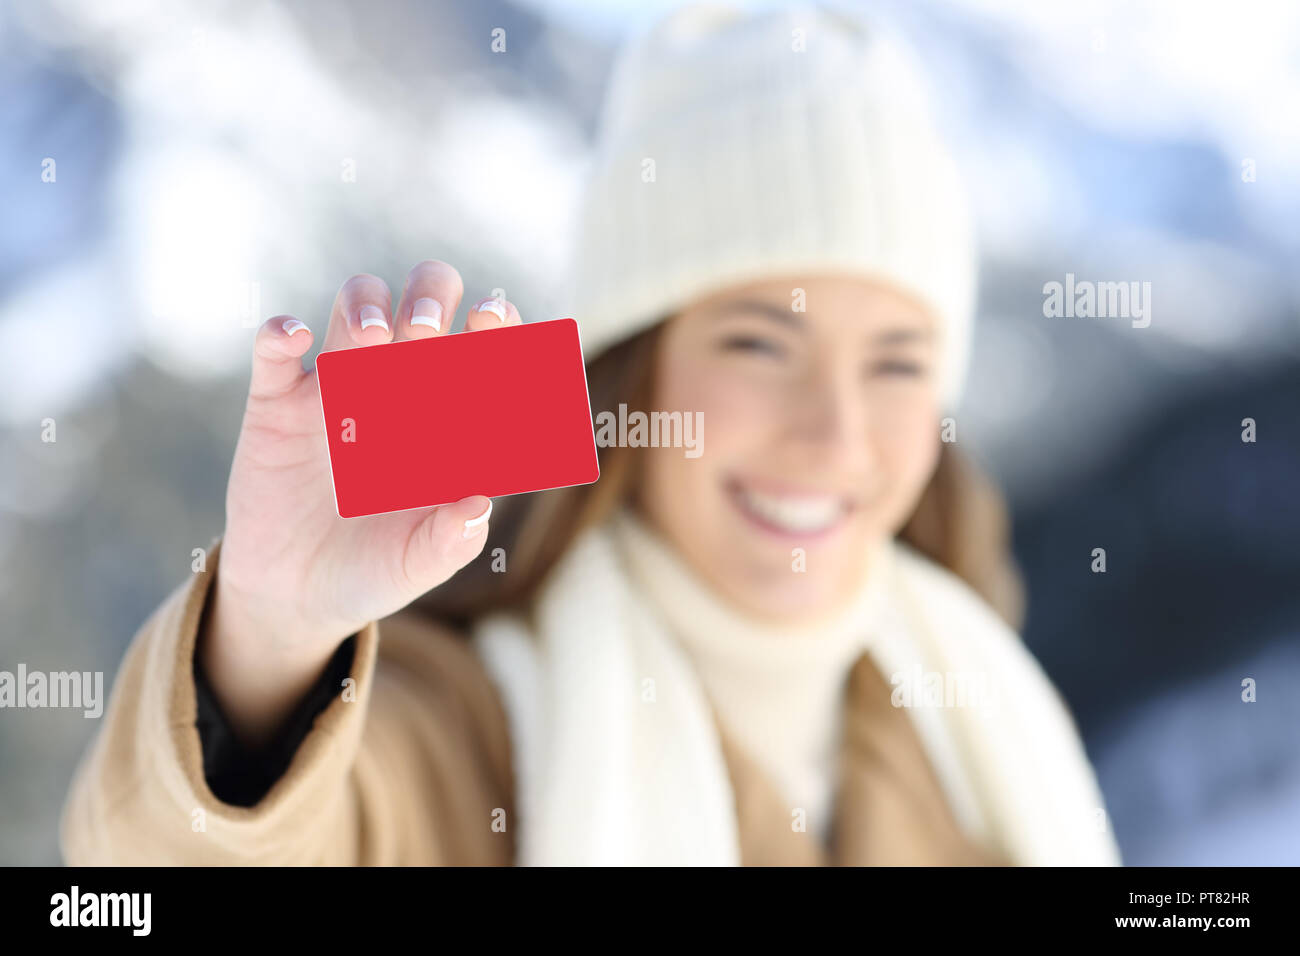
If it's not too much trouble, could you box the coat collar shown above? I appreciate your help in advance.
[713,652,1009,866]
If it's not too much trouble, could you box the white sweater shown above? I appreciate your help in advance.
[472,506,1122,865]
[608,508,889,844]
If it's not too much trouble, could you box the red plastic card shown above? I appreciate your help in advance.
[316,317,600,518]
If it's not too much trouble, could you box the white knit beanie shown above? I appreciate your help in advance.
[565,1,978,408]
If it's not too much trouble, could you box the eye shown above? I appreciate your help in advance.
[720,334,787,358]
[868,359,925,378]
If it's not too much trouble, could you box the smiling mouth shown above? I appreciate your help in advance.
[725,477,854,539]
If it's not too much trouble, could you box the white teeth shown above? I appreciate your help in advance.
[736,486,845,533]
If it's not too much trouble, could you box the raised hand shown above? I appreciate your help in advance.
[201,260,524,748]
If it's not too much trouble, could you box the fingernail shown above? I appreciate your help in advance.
[359,305,389,332]
[473,297,508,323]
[411,298,443,332]
[283,319,309,336]
[462,499,493,538]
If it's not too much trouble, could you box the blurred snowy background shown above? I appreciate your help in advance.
[1,0,1297,865]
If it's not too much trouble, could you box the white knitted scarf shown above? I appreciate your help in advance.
[470,510,1121,866]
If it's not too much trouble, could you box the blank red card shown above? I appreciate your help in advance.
[316,317,600,518]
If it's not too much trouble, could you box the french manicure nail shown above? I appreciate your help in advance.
[359,305,389,332]
[283,319,309,336]
[473,297,508,323]
[411,298,443,332]
[462,499,493,538]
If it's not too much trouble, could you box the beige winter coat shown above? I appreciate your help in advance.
[59,544,1005,866]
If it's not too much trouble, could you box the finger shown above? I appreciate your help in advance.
[322,273,393,352]
[393,260,464,341]
[249,315,314,400]
[398,495,494,593]
[464,293,522,332]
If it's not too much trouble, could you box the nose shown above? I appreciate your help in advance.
[785,367,875,473]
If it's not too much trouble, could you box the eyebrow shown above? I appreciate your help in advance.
[710,299,934,345]
[871,327,933,346]
[709,299,804,329]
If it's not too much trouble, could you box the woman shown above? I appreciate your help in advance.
[60,3,1120,866]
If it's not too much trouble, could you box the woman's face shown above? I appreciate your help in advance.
[638,274,944,624]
